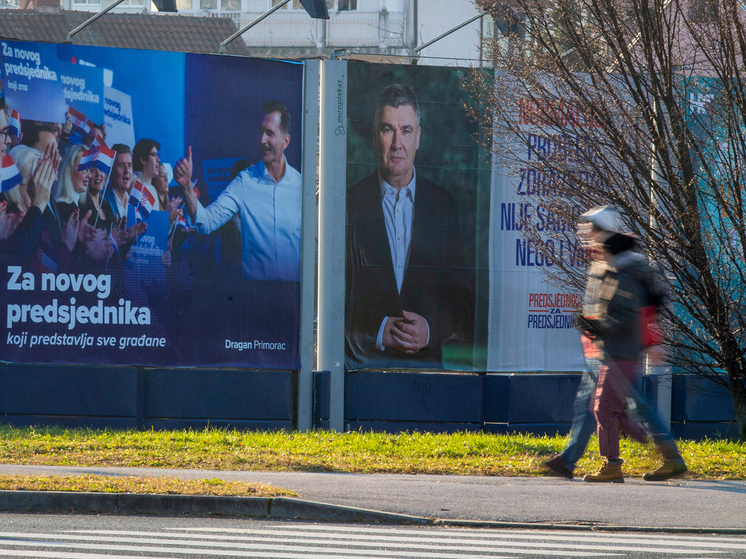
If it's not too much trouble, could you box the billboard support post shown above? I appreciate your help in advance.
[298,59,321,432]
[317,59,347,432]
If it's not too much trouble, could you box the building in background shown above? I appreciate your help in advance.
[180,0,493,65]
[0,0,494,65]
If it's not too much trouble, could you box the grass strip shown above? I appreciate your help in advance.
[0,474,295,496]
[0,426,742,479]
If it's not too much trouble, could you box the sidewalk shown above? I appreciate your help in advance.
[1,464,745,532]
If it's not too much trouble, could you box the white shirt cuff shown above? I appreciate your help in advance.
[376,317,389,351]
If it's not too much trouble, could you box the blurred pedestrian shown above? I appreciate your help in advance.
[545,207,687,482]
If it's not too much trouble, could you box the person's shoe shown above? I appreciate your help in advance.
[642,461,688,481]
[583,459,624,483]
[544,455,573,479]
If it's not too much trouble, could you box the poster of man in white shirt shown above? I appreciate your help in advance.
[175,100,301,282]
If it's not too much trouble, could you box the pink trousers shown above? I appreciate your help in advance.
[593,359,643,459]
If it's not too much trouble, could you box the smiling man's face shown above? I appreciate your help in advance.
[258,111,290,168]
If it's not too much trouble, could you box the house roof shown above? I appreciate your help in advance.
[0,11,251,56]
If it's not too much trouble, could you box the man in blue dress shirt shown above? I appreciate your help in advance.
[175,101,301,282]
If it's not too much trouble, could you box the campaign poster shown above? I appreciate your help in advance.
[487,83,588,371]
[344,62,587,373]
[2,41,68,123]
[0,40,304,369]
[59,61,104,125]
[344,62,488,372]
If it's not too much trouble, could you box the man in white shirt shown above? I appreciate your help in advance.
[345,84,472,370]
[175,101,301,282]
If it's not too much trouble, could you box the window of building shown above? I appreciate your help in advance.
[197,0,239,10]
[272,0,356,10]
[73,0,143,6]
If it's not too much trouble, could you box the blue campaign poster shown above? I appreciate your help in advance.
[1,40,68,123]
[0,40,304,370]
[145,211,169,253]
[59,61,104,125]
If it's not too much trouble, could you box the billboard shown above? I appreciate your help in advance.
[0,40,304,369]
[344,62,586,372]
[487,95,590,371]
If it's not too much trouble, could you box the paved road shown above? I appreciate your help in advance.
[1,465,745,530]
[1,514,746,558]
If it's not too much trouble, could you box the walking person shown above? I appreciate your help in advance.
[545,207,687,482]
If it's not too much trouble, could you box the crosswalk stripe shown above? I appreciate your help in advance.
[0,551,185,559]
[162,525,746,546]
[0,539,525,559]
[0,524,742,558]
[68,527,746,552]
[0,532,634,556]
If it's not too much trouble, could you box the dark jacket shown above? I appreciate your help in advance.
[583,250,662,360]
[345,171,473,370]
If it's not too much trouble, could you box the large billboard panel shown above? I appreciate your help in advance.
[0,40,304,369]
[344,62,586,372]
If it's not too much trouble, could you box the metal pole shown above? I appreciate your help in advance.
[317,59,347,433]
[65,0,127,44]
[297,59,320,432]
[414,11,487,53]
[647,100,672,431]
[219,0,290,54]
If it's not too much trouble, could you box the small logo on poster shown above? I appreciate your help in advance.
[335,78,345,135]
[527,292,580,329]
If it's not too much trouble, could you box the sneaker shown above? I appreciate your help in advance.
[544,455,573,479]
[583,459,624,483]
[643,461,688,481]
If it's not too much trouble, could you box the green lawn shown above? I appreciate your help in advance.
[0,426,743,480]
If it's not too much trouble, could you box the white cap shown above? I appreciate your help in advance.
[578,206,623,232]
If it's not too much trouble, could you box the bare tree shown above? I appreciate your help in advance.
[470,0,746,439]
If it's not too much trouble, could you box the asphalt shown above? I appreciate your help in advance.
[0,464,745,533]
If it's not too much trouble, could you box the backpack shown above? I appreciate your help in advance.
[638,270,665,347]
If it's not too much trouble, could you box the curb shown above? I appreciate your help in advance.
[0,491,430,525]
[1,490,745,535]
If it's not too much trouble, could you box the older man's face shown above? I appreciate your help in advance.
[375,104,421,188]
